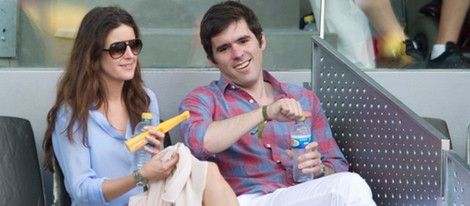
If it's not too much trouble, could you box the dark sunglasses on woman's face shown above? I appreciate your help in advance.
[102,39,143,59]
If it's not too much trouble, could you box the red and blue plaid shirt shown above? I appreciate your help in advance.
[179,71,348,195]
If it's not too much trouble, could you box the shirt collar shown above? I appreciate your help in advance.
[216,70,289,97]
[216,74,232,91]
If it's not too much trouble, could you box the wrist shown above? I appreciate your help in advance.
[317,163,326,178]
[133,170,149,187]
[262,105,271,121]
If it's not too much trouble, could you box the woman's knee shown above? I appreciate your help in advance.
[206,162,222,179]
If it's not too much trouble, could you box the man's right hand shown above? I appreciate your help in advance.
[266,98,311,122]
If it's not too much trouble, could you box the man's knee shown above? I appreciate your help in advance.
[337,172,370,187]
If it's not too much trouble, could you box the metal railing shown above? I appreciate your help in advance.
[311,36,452,205]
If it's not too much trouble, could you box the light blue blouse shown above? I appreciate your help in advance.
[52,88,160,206]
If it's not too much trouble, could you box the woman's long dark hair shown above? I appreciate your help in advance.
[43,6,149,172]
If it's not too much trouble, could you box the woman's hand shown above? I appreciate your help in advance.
[139,148,179,182]
[143,127,165,155]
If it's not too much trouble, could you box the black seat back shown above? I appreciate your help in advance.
[0,116,45,206]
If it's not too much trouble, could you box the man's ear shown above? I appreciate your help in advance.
[260,32,266,50]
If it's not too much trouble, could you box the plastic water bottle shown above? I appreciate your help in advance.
[132,112,153,172]
[303,15,317,32]
[291,116,313,182]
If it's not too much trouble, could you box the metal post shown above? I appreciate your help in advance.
[319,0,325,39]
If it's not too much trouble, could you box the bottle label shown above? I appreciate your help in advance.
[291,135,311,149]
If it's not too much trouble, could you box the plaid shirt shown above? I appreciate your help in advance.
[179,71,348,195]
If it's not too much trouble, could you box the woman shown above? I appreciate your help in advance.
[42,6,238,206]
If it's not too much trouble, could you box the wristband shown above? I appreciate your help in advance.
[133,170,149,189]
[318,163,326,178]
[262,105,271,121]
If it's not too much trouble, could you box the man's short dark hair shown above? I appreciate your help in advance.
[200,1,264,63]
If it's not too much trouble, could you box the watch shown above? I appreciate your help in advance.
[318,163,326,178]
[133,170,149,187]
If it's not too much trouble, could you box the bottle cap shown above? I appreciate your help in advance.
[141,112,152,120]
[304,15,314,23]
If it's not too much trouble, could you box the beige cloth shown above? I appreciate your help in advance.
[129,143,208,206]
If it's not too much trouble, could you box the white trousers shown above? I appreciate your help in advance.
[237,172,376,206]
[310,0,376,69]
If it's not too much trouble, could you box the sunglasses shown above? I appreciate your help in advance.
[102,39,143,59]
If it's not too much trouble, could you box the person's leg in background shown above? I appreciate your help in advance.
[357,0,405,41]
[428,0,470,68]
[310,0,424,69]
[310,0,376,69]
[356,0,423,68]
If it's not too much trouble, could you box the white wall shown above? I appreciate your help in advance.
[366,69,470,162]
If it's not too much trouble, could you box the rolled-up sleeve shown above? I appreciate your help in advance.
[179,87,215,159]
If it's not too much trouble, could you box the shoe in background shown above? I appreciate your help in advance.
[376,35,425,68]
[427,42,470,68]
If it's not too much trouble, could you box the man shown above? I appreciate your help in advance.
[179,1,376,205]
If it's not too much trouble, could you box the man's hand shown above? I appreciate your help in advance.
[266,98,311,122]
[286,142,324,177]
